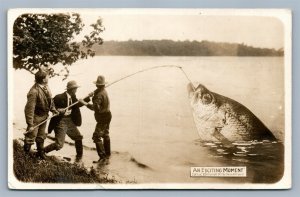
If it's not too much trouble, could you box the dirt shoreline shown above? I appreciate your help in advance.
[12,125,135,184]
[12,139,119,183]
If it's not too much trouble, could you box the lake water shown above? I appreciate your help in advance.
[12,56,285,183]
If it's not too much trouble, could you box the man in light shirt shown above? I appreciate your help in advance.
[45,80,90,162]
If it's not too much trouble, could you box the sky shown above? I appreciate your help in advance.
[57,9,286,49]
[12,8,291,49]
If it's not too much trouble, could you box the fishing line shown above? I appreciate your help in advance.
[104,65,200,140]
[178,67,195,91]
[64,65,194,109]
[106,65,194,89]
[24,65,196,136]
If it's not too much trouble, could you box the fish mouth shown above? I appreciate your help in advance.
[187,82,196,94]
[187,83,200,104]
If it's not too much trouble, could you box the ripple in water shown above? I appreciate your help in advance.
[196,139,284,183]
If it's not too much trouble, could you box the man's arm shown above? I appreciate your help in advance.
[49,95,60,115]
[78,91,95,110]
[74,96,91,108]
[78,99,94,110]
[93,95,102,112]
[50,99,59,114]
[24,90,37,128]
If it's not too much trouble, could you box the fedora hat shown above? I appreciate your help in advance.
[93,75,107,86]
[66,80,80,90]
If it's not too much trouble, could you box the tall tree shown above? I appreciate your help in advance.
[13,13,104,78]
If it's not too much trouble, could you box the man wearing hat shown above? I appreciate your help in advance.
[24,70,58,159]
[44,80,90,161]
[80,75,112,163]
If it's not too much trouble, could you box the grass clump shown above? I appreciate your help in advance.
[13,140,117,183]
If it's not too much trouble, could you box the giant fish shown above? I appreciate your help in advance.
[187,83,276,143]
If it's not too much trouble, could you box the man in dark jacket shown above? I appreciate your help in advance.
[44,80,89,161]
[80,75,111,163]
[24,70,58,159]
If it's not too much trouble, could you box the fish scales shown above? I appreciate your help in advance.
[187,83,276,142]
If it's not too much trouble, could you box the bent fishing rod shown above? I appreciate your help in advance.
[72,64,195,107]
[24,65,195,134]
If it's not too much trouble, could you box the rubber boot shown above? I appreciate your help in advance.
[23,144,32,153]
[44,143,58,154]
[94,142,107,163]
[103,137,111,157]
[75,140,83,162]
[36,141,46,160]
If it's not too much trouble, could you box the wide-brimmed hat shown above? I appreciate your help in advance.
[93,75,107,86]
[66,80,80,90]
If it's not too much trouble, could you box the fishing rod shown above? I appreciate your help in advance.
[60,65,195,110]
[107,65,185,87]
[24,65,195,134]
[23,115,56,135]
[23,91,94,135]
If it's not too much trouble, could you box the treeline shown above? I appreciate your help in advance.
[92,40,284,56]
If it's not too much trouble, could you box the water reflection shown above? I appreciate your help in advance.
[195,139,284,183]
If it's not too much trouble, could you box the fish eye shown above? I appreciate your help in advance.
[202,93,212,104]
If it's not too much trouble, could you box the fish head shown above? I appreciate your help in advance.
[187,82,221,142]
[187,82,216,107]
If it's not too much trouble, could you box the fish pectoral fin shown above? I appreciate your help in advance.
[212,127,222,136]
[212,127,231,145]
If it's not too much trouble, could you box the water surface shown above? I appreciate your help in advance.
[13,56,285,183]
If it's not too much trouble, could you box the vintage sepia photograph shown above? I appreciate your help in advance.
[8,9,291,189]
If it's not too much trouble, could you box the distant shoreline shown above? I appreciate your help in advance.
[93,54,285,57]
[92,40,284,57]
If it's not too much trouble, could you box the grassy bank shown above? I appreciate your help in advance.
[13,140,117,183]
